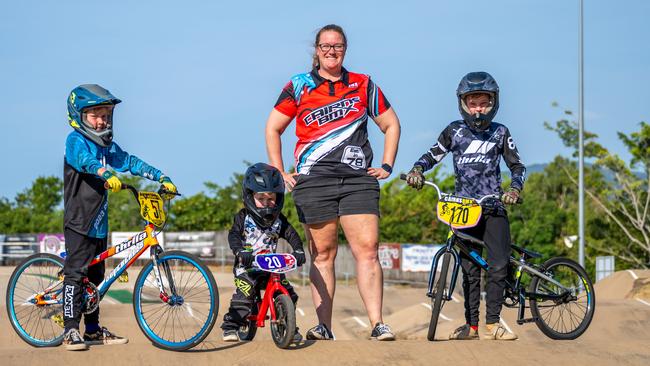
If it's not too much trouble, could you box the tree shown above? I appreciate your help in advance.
[546,105,650,269]
[0,176,64,233]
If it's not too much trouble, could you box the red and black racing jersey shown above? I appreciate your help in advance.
[274,68,391,177]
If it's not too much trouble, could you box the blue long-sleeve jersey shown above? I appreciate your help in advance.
[64,130,164,238]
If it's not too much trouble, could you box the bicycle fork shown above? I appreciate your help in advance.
[150,246,181,305]
[427,239,461,301]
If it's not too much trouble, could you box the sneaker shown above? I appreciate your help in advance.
[222,329,240,342]
[83,327,129,345]
[483,323,518,341]
[293,327,303,343]
[370,322,395,341]
[305,324,334,340]
[63,328,88,351]
[449,324,479,340]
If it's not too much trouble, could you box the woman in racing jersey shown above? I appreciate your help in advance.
[265,24,401,341]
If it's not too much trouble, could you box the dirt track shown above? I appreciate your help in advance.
[2,267,649,366]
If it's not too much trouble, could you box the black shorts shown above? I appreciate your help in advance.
[292,175,380,224]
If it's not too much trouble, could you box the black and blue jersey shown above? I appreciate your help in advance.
[64,130,164,238]
[414,120,526,198]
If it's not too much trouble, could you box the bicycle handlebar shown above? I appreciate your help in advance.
[399,174,523,205]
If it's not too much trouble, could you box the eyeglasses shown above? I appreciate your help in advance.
[318,43,346,52]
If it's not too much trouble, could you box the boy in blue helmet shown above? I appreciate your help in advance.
[406,72,526,341]
[62,84,177,350]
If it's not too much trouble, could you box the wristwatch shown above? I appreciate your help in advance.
[381,163,393,174]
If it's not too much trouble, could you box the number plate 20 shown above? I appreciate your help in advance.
[255,253,297,273]
[437,195,482,229]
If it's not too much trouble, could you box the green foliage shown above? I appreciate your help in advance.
[0,176,63,233]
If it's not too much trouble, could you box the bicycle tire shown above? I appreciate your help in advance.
[6,253,65,347]
[529,257,595,340]
[133,250,219,350]
[427,252,451,341]
[270,294,296,349]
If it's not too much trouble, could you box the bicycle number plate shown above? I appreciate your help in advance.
[255,253,297,273]
[437,195,482,229]
[138,192,165,226]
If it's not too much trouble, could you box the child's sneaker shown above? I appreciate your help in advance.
[449,324,479,340]
[305,324,334,340]
[63,328,88,351]
[83,327,128,345]
[222,329,240,342]
[483,323,518,340]
[370,322,395,341]
[293,327,303,342]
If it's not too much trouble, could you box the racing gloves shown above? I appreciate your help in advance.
[406,165,425,190]
[101,171,123,193]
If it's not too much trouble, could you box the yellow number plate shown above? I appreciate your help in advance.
[138,192,165,226]
[437,195,482,229]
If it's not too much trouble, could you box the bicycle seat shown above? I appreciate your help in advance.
[511,244,542,259]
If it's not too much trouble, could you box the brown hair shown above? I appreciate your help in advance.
[312,24,347,68]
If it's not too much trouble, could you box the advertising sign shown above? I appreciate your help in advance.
[164,232,216,259]
[378,244,400,270]
[38,233,65,256]
[401,244,443,272]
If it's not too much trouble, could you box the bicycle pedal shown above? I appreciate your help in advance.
[516,317,538,325]
[51,314,64,328]
[118,271,129,283]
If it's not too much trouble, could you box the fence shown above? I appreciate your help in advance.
[1,231,446,284]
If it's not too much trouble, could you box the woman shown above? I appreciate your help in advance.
[265,24,401,341]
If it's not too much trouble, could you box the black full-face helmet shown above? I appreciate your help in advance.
[242,163,285,228]
[456,71,499,131]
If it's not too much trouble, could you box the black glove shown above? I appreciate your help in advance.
[293,250,306,266]
[236,250,254,267]
[406,165,425,190]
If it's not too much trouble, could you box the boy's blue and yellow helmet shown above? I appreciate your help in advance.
[67,84,121,147]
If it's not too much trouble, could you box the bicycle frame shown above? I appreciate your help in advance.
[249,272,291,328]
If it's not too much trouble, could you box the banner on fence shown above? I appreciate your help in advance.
[401,244,443,272]
[1,234,39,258]
[110,231,165,259]
[164,232,216,258]
[378,243,400,270]
[38,233,65,255]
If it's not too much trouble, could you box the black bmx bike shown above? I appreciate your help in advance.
[400,175,595,341]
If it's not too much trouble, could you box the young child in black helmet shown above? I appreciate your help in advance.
[405,72,526,341]
[221,163,306,342]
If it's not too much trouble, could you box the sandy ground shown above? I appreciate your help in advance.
[1,266,649,366]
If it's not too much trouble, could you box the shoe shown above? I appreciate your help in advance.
[222,329,240,342]
[83,327,128,345]
[449,324,479,340]
[63,329,88,351]
[370,322,395,341]
[305,324,334,340]
[483,323,518,340]
[293,327,303,343]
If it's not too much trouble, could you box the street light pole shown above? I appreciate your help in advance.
[578,0,585,267]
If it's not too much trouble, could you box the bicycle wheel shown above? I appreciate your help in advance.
[238,306,258,341]
[270,294,296,349]
[427,252,451,341]
[6,253,65,347]
[529,257,595,340]
[133,250,219,350]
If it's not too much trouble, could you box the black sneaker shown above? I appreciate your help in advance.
[370,323,395,341]
[293,327,303,343]
[83,327,128,345]
[305,324,334,340]
[63,328,88,351]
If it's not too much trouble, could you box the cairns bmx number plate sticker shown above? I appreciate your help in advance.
[138,192,165,226]
[437,195,482,229]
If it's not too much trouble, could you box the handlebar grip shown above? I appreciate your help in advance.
[517,196,524,204]
[103,182,127,190]
[400,173,407,180]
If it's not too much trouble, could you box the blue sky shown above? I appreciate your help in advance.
[1,0,648,199]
